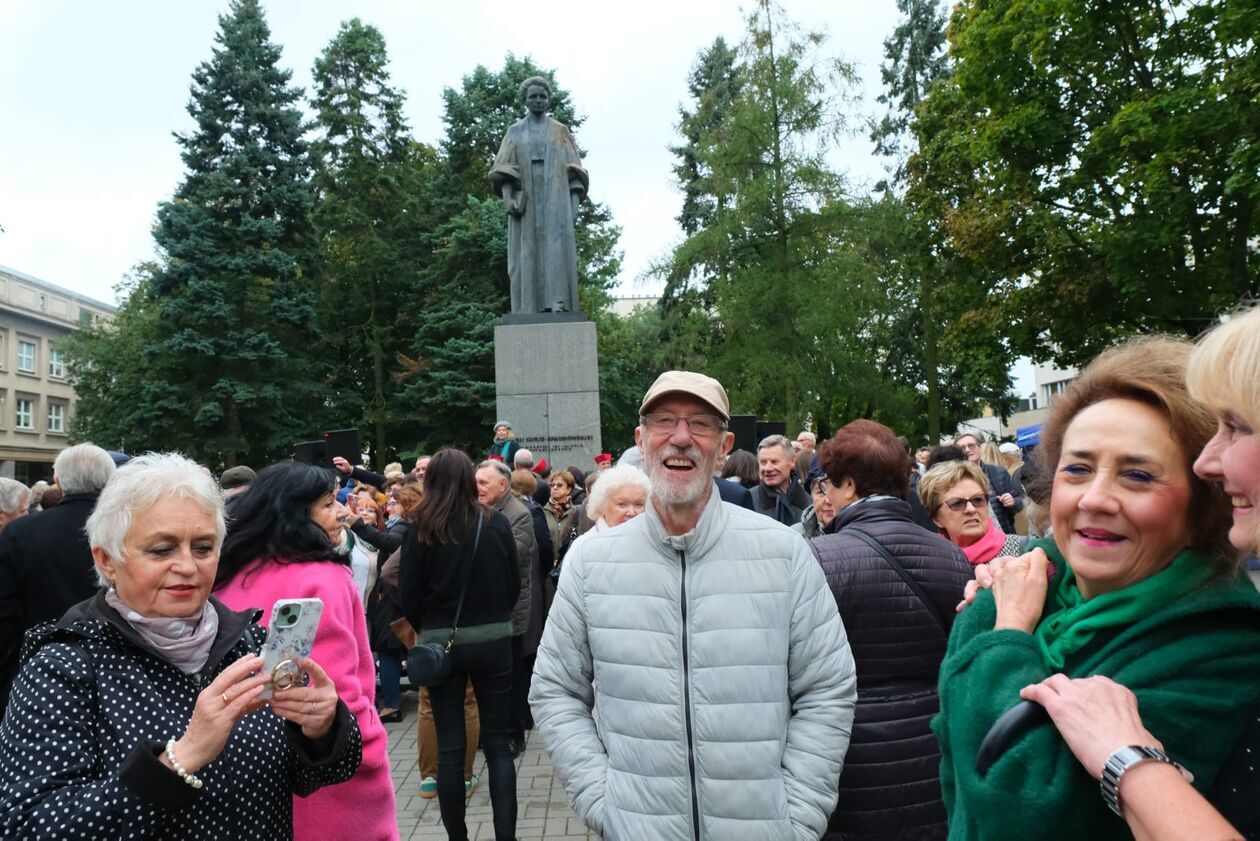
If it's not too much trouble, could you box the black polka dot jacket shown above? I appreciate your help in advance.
[0,592,362,839]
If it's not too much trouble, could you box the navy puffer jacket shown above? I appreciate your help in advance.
[809,497,973,841]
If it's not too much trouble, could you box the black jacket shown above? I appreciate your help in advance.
[399,511,520,632]
[750,477,810,526]
[0,592,361,839]
[715,477,754,510]
[809,498,973,841]
[0,493,100,710]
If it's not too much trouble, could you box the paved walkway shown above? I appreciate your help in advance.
[384,688,601,840]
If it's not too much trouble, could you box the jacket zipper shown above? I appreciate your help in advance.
[679,550,701,841]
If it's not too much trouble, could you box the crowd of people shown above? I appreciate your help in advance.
[0,305,1258,840]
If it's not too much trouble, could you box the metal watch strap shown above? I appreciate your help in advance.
[1100,745,1194,816]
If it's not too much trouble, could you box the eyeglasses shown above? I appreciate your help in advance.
[938,494,987,513]
[640,412,726,437]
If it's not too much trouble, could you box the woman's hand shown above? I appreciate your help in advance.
[991,547,1050,632]
[1020,675,1160,779]
[956,561,998,612]
[332,456,352,475]
[167,654,269,774]
[269,657,339,741]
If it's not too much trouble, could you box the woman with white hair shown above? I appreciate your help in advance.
[0,453,361,839]
[0,478,29,532]
[581,464,651,535]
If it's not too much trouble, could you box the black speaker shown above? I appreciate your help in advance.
[323,429,361,466]
[728,414,757,454]
[293,440,328,467]
[756,421,787,443]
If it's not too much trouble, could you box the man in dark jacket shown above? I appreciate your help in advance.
[954,433,1023,534]
[0,443,116,710]
[751,434,810,525]
[477,459,537,757]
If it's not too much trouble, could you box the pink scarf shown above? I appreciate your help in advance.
[956,520,1007,566]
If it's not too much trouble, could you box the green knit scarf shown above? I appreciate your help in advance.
[1032,538,1216,670]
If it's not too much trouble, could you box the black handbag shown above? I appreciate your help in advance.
[406,513,483,687]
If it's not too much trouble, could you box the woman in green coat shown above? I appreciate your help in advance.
[936,337,1260,840]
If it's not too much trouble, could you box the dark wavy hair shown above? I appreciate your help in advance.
[413,448,487,545]
[214,461,344,589]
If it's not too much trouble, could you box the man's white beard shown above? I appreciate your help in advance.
[643,441,715,507]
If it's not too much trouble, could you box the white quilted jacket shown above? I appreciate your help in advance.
[530,488,857,840]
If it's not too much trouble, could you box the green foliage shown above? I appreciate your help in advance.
[913,0,1260,366]
[660,1,917,435]
[871,0,949,185]
[396,196,505,455]
[868,0,1013,440]
[63,268,167,451]
[71,0,323,467]
[593,304,669,453]
[310,18,426,467]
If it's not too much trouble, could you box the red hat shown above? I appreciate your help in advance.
[533,458,550,475]
[594,453,613,466]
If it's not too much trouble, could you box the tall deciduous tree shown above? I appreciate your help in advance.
[310,18,425,466]
[915,0,1260,365]
[71,0,322,465]
[871,0,1012,440]
[672,1,906,433]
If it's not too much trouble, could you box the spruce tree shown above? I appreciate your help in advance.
[146,0,320,465]
[311,18,424,466]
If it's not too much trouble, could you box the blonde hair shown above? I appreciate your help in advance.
[1187,306,1260,551]
[917,460,989,515]
[1187,307,1260,433]
[511,468,538,498]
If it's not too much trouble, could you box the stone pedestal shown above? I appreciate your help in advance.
[494,317,602,471]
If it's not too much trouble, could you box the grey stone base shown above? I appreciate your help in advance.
[494,320,602,471]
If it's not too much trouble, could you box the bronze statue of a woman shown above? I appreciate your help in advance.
[489,76,589,314]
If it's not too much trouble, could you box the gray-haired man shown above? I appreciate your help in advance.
[531,371,856,840]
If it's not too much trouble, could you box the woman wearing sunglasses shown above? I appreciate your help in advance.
[918,460,1026,566]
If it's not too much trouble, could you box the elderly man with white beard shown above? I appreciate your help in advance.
[530,370,856,841]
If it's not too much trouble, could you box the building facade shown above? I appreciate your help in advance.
[955,361,1079,447]
[0,265,115,484]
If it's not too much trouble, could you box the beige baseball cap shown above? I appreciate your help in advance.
[638,371,730,420]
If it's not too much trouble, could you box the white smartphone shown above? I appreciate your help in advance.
[257,598,323,700]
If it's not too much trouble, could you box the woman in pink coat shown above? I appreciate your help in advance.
[214,462,398,841]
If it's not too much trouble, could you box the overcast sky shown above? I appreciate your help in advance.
[0,1,1039,399]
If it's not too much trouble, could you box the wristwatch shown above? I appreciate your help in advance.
[1100,745,1194,816]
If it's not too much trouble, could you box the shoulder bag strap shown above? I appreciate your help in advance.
[445,511,485,650]
[844,525,948,633]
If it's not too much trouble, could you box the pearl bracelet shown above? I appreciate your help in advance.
[164,739,204,790]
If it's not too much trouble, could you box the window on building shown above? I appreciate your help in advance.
[0,331,6,369]
[48,403,65,434]
[48,346,65,379]
[1043,380,1070,404]
[15,398,33,430]
[17,340,35,374]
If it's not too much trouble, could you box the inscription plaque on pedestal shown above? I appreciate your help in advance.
[494,319,602,471]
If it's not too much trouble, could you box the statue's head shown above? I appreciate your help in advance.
[519,76,551,116]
